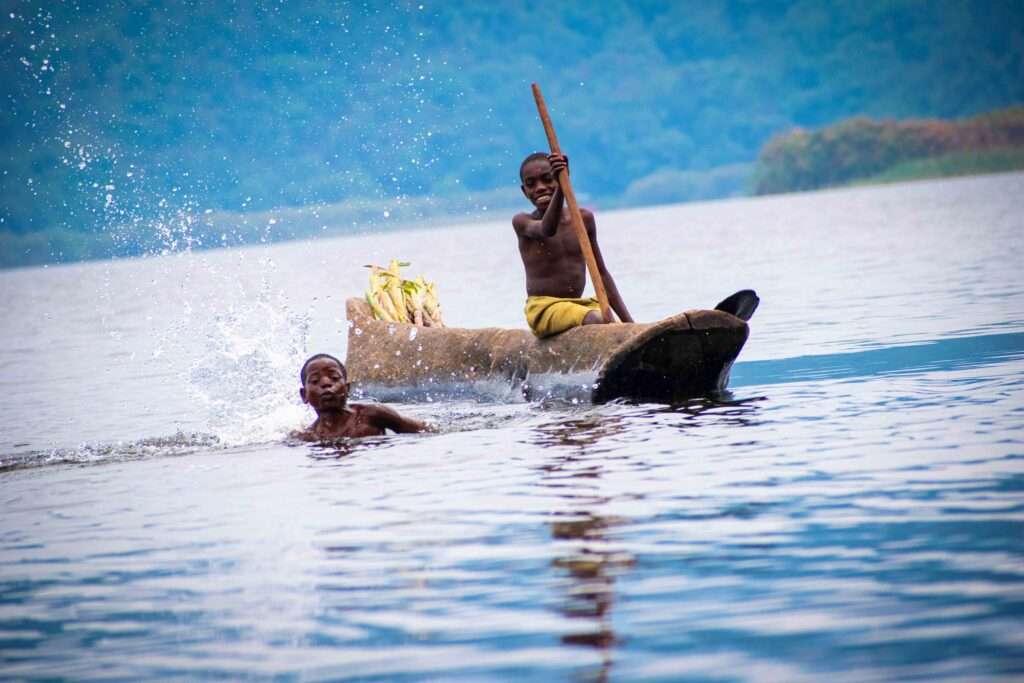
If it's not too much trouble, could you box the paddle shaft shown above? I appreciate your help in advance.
[531,83,613,323]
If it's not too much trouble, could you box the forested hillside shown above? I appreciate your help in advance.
[3,0,1023,266]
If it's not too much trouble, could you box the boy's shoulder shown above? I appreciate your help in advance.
[353,401,429,434]
[512,209,540,228]
[350,402,401,423]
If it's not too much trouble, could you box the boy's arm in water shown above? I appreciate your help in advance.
[290,426,316,441]
[364,404,431,434]
[583,209,634,323]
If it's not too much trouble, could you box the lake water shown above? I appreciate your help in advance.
[2,173,1023,681]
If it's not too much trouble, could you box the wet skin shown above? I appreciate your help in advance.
[512,155,633,324]
[295,356,427,440]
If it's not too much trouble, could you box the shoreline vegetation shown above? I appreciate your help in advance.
[852,148,1024,186]
[3,106,1023,270]
[753,106,1024,195]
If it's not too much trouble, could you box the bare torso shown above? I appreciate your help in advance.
[515,210,591,297]
[294,404,393,441]
[512,153,632,323]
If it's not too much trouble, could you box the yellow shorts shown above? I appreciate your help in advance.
[525,296,602,338]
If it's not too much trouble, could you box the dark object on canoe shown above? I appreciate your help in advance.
[345,293,756,404]
[715,289,759,322]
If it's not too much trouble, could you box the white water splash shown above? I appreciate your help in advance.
[188,285,311,446]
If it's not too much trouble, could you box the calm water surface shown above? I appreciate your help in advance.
[2,174,1023,681]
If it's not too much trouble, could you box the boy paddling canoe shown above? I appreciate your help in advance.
[513,152,634,338]
[512,151,758,338]
[516,84,756,339]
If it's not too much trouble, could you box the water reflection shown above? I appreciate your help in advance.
[551,513,635,664]
[298,435,396,462]
[651,395,766,429]
[532,415,635,681]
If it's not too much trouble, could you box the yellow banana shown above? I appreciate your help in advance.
[365,292,390,321]
[366,265,402,321]
[384,260,407,322]
[365,267,385,321]
[405,277,426,326]
[423,281,444,327]
[364,261,442,327]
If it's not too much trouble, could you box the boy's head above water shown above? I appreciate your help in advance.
[293,352,430,439]
[299,353,348,413]
[300,353,344,384]
[520,152,558,212]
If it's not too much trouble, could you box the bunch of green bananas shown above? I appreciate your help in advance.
[365,260,445,327]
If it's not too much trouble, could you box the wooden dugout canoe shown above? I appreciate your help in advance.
[344,298,752,404]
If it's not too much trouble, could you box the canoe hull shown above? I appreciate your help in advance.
[344,298,749,403]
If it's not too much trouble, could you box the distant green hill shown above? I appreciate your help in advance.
[753,106,1024,194]
[3,1,1023,267]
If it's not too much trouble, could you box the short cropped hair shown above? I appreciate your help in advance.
[519,152,549,181]
[300,353,345,384]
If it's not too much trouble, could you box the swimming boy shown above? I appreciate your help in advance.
[513,152,633,337]
[293,353,429,440]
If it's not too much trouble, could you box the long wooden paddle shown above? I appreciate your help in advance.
[531,83,613,323]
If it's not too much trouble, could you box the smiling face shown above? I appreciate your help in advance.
[520,157,559,212]
[300,356,350,413]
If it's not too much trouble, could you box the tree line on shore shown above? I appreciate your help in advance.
[754,106,1024,194]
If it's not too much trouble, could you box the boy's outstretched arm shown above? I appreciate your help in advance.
[368,404,431,434]
[583,209,634,323]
